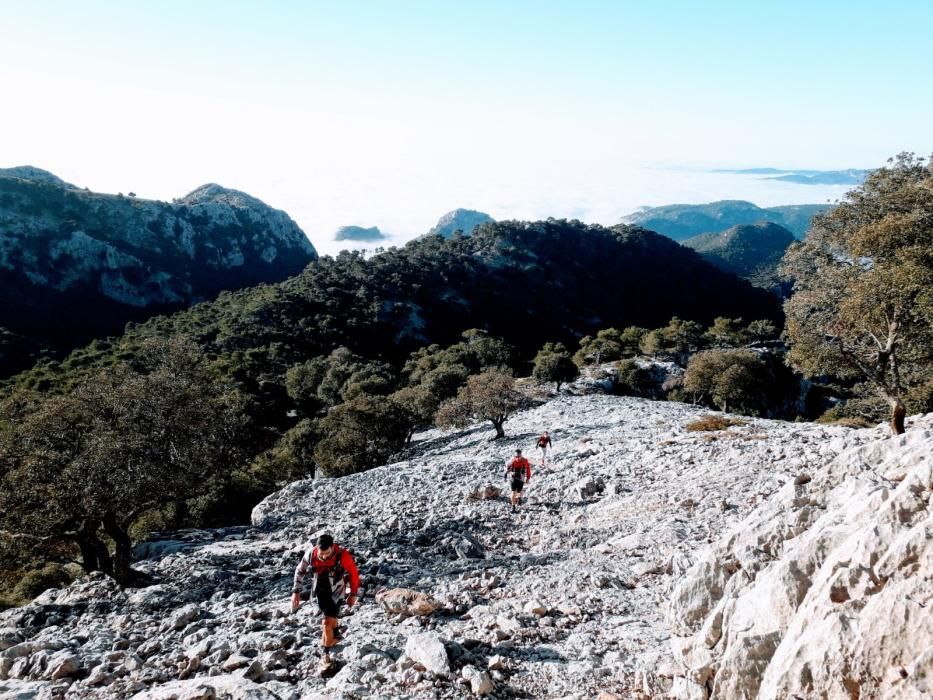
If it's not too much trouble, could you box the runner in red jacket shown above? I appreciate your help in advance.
[291,533,360,663]
[505,449,532,513]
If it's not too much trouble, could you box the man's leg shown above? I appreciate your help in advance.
[316,587,341,655]
[322,616,338,649]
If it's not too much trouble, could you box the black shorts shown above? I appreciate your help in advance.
[315,580,342,618]
[511,479,525,493]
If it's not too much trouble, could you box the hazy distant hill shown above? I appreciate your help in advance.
[0,167,317,376]
[427,208,494,238]
[334,225,386,242]
[682,222,795,295]
[621,200,830,240]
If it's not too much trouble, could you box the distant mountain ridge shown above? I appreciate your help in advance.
[718,167,869,185]
[621,200,830,241]
[0,167,317,376]
[682,222,795,295]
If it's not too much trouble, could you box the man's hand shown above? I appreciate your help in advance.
[347,594,358,608]
[290,592,301,612]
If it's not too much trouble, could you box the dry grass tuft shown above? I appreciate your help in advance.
[685,415,747,432]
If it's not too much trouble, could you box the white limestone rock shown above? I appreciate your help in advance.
[669,422,933,699]
[404,632,450,675]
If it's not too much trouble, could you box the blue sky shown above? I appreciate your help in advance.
[1,1,931,252]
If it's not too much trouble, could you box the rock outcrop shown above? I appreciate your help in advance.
[0,168,317,375]
[0,394,926,699]
[669,419,932,699]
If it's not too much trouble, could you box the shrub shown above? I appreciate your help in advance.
[615,359,657,397]
[13,563,73,601]
[314,395,409,478]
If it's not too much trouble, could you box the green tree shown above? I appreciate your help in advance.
[389,385,439,445]
[782,153,933,434]
[639,318,705,363]
[639,329,666,358]
[574,328,623,366]
[435,369,525,439]
[285,357,328,414]
[619,326,648,357]
[314,395,409,477]
[746,319,778,343]
[532,342,579,391]
[0,338,247,583]
[662,317,706,360]
[684,349,770,415]
[705,317,746,348]
[316,348,389,406]
[249,418,317,486]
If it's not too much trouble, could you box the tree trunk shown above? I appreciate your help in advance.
[76,519,103,573]
[170,500,188,529]
[96,538,113,576]
[555,381,562,393]
[889,397,906,435]
[102,513,134,584]
[491,418,505,439]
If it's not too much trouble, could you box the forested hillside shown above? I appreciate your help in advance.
[5,219,780,399]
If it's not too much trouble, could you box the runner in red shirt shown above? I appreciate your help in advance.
[505,449,532,513]
[291,533,360,667]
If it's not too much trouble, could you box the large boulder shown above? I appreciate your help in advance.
[404,632,450,675]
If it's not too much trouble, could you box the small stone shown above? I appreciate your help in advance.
[487,654,506,671]
[523,600,548,617]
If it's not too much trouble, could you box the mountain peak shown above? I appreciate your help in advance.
[428,209,494,238]
[179,183,264,208]
[0,166,76,189]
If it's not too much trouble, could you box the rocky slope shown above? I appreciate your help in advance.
[622,201,829,241]
[669,415,932,699]
[3,392,927,699]
[0,168,317,375]
[681,223,795,295]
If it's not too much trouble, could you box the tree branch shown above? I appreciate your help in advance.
[0,529,80,544]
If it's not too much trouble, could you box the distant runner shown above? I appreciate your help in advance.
[291,533,360,671]
[505,449,532,513]
[536,430,552,465]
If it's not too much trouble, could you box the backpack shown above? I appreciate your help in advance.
[510,459,527,481]
[313,545,350,601]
